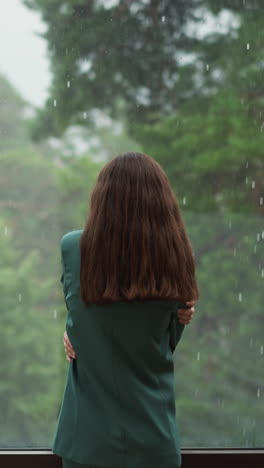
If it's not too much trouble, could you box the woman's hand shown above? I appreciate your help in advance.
[177,300,196,325]
[63,330,77,363]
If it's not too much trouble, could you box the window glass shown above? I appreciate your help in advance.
[0,0,263,449]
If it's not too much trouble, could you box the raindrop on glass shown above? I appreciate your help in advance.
[53,99,57,107]
[18,293,22,302]
[83,112,87,119]
[161,15,165,22]
[53,309,57,319]
[206,63,210,71]
[246,42,250,50]
[260,197,263,205]
[197,351,200,361]
[257,388,261,398]
[260,345,263,355]
[261,268,264,278]
[238,292,242,302]
[252,180,255,189]
[67,80,71,88]
[245,160,248,168]
[257,233,260,242]
[183,196,186,205]
[4,225,8,235]
[262,231,264,239]
[254,244,257,254]
[245,176,248,184]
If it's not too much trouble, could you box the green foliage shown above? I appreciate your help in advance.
[175,211,263,446]
[0,75,30,152]
[1,0,263,450]
[22,0,205,140]
[55,153,104,230]
[0,77,102,446]
[132,87,263,214]
[0,216,64,445]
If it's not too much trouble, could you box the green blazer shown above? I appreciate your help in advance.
[52,229,188,468]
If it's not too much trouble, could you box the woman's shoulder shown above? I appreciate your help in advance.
[60,229,83,252]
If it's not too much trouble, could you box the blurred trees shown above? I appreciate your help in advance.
[1,0,263,448]
[23,0,206,140]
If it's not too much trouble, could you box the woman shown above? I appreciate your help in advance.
[52,151,199,468]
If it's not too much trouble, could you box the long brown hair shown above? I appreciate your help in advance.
[80,151,199,306]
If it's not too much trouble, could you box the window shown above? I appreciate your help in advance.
[0,1,263,466]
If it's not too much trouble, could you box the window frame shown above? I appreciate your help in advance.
[0,449,263,467]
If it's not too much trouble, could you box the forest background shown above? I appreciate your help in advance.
[0,0,263,448]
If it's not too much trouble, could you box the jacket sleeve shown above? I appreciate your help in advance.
[59,232,82,354]
[59,238,70,311]
[169,301,190,353]
[60,259,65,291]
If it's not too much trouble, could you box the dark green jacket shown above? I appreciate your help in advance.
[52,229,187,468]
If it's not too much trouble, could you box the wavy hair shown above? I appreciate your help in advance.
[80,151,199,305]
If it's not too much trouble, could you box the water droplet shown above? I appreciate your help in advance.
[257,387,260,398]
[260,345,263,355]
[254,244,257,254]
[246,42,250,50]
[18,293,22,302]
[262,231,264,239]
[67,80,71,88]
[4,225,8,235]
[249,337,253,347]
[183,196,186,205]
[261,268,264,278]
[238,292,242,302]
[245,160,249,168]
[245,176,248,184]
[260,197,263,205]
[252,180,255,189]
[206,63,210,71]
[161,15,165,22]
[53,99,57,107]
[53,309,57,319]
[257,233,260,241]
[197,351,200,360]
[83,112,87,119]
